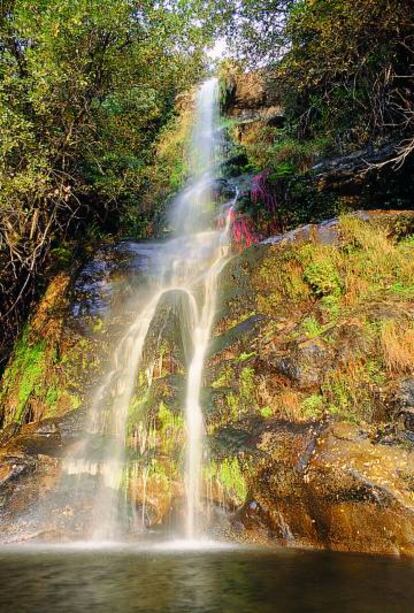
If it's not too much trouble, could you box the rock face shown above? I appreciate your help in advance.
[236,418,414,555]
[207,209,414,555]
[223,71,283,123]
[1,211,414,554]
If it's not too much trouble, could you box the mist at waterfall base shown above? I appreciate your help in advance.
[62,77,232,544]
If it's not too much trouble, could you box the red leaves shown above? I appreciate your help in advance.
[228,208,258,251]
[251,169,278,215]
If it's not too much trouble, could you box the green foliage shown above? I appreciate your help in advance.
[274,0,414,158]
[390,284,414,299]
[0,0,212,355]
[220,0,413,234]
[220,0,412,145]
[50,246,73,269]
[260,405,273,418]
[118,93,194,237]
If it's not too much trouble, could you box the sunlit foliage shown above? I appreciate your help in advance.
[0,0,211,360]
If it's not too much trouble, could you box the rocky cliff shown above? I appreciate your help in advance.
[1,72,414,554]
[209,210,414,555]
[1,211,414,554]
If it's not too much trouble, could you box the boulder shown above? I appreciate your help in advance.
[270,339,333,389]
[235,420,414,555]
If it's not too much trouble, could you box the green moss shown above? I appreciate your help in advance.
[211,364,234,389]
[303,255,342,298]
[45,385,61,408]
[301,316,324,339]
[389,282,414,298]
[320,294,341,321]
[157,401,184,456]
[158,400,183,433]
[235,351,256,363]
[70,394,82,410]
[219,365,261,421]
[398,234,414,247]
[301,394,324,419]
[92,317,105,333]
[227,392,240,420]
[240,366,255,401]
[1,328,46,423]
[126,393,148,434]
[207,457,248,505]
[254,247,310,315]
[260,405,273,418]
[148,458,172,491]
[321,361,378,423]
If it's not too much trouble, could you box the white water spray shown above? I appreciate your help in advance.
[65,78,233,541]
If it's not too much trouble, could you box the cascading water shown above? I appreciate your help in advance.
[64,78,235,541]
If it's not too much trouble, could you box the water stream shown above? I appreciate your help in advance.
[65,78,233,541]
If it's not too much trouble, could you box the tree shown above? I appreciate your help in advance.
[0,0,212,362]
[219,0,413,159]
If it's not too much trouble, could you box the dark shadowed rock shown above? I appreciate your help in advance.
[394,378,414,410]
[270,339,333,389]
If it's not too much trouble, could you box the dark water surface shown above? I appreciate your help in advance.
[0,543,412,612]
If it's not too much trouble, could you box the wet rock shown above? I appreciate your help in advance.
[263,210,414,249]
[399,409,414,433]
[395,410,414,444]
[2,408,88,460]
[10,429,62,457]
[209,315,265,358]
[210,423,259,457]
[56,408,88,445]
[234,420,414,555]
[385,378,414,440]
[394,378,414,411]
[313,143,408,186]
[2,212,414,553]
[0,422,20,447]
[262,218,340,247]
[270,339,333,389]
[0,453,36,487]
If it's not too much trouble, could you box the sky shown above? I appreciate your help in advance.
[206,37,228,61]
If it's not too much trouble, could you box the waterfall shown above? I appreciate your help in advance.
[64,78,234,541]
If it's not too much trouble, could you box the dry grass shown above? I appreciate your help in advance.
[381,320,414,374]
[277,388,303,421]
[339,215,394,255]
[339,216,414,306]
[322,357,379,423]
[255,216,414,320]
[254,247,311,316]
